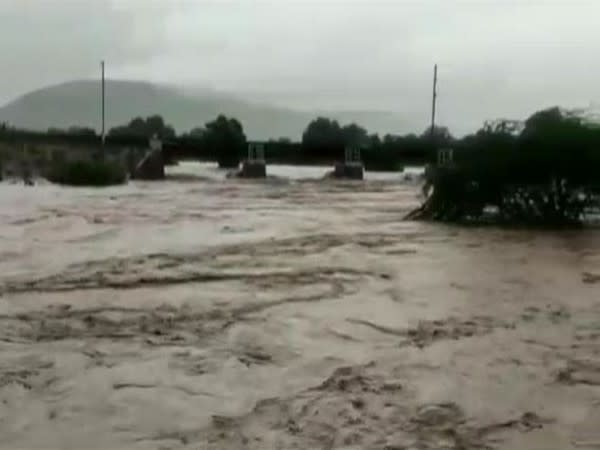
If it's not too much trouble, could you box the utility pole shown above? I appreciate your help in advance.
[101,60,106,150]
[430,64,438,140]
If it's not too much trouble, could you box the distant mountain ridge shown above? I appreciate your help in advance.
[0,80,408,140]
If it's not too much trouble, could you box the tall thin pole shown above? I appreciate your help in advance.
[101,61,105,148]
[430,64,438,139]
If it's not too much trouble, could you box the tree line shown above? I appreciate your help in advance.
[102,114,449,170]
[3,106,600,186]
[2,114,446,170]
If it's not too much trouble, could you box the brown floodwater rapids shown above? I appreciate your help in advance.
[0,163,599,450]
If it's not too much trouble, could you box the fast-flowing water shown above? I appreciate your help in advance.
[0,162,598,449]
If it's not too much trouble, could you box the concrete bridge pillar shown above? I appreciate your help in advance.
[131,135,165,180]
[236,142,267,178]
[327,146,364,180]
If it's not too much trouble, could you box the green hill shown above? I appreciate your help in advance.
[0,80,407,140]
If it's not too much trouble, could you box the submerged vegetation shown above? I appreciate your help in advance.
[46,159,127,187]
[408,107,600,226]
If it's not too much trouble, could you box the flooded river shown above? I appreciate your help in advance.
[0,163,599,449]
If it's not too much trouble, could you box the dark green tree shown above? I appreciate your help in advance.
[108,115,176,139]
[420,125,453,149]
[67,126,96,137]
[302,118,344,155]
[186,127,206,138]
[367,133,381,148]
[341,123,369,148]
[203,115,247,168]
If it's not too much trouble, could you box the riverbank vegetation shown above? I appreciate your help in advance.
[46,159,127,187]
[2,106,600,222]
[407,107,600,226]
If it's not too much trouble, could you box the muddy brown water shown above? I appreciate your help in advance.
[0,163,599,450]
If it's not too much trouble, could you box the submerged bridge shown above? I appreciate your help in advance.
[0,131,181,180]
[0,130,374,181]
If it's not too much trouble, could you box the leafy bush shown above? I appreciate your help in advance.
[46,160,127,186]
[409,107,600,226]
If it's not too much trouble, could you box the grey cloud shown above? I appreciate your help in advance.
[1,0,600,134]
[0,0,168,102]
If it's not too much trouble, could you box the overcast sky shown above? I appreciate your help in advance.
[1,0,599,134]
